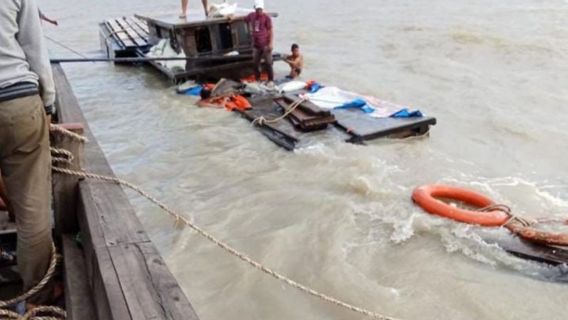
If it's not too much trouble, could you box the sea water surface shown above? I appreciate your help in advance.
[41,0,568,319]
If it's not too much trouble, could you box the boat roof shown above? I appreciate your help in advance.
[136,10,278,29]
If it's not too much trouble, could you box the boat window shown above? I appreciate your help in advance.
[195,27,212,53]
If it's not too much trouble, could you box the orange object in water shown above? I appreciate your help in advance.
[241,72,269,83]
[198,95,251,112]
[412,185,510,226]
[506,219,568,247]
[226,95,251,111]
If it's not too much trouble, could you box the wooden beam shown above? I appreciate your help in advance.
[51,123,84,235]
[62,235,97,320]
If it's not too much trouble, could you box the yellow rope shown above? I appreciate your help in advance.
[49,125,88,143]
[477,204,536,227]
[52,166,400,320]
[252,97,307,126]
[0,244,66,320]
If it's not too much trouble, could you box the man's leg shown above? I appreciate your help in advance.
[253,47,262,81]
[0,95,53,304]
[263,48,274,82]
[180,0,189,17]
[202,0,209,15]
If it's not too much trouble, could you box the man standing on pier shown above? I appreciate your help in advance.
[246,0,274,87]
[0,0,56,308]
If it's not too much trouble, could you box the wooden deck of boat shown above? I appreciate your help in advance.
[50,63,200,319]
[238,94,436,150]
[99,16,152,58]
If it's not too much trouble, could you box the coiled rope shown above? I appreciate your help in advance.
[52,166,399,320]
[252,97,307,126]
[0,244,66,320]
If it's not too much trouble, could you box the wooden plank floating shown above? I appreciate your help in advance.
[332,109,437,143]
[52,63,200,320]
[237,92,436,150]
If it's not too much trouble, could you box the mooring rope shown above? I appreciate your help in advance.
[49,125,88,143]
[52,166,399,320]
[252,97,307,126]
[0,244,66,320]
[45,35,90,60]
[477,204,536,227]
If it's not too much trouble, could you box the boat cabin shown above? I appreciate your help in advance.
[133,12,276,82]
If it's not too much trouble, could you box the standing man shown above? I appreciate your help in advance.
[180,0,209,18]
[0,0,56,306]
[246,0,274,87]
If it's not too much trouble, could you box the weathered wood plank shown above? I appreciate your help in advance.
[77,181,127,320]
[62,235,97,320]
[51,123,84,235]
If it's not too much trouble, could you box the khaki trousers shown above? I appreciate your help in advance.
[0,95,52,304]
[253,46,274,82]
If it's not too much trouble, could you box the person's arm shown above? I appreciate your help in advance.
[267,16,273,50]
[39,9,58,26]
[246,15,255,47]
[18,0,56,109]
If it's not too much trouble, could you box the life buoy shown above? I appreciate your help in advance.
[412,185,510,226]
[505,219,568,247]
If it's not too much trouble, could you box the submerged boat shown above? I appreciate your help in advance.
[100,10,281,82]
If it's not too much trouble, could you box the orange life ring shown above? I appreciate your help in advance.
[505,219,568,247]
[412,185,510,226]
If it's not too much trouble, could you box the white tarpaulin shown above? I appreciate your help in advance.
[303,86,412,118]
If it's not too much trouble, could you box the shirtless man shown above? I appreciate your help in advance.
[180,0,209,18]
[285,44,304,79]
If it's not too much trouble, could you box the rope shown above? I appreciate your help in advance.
[477,204,536,227]
[49,125,88,143]
[50,148,74,166]
[45,35,90,60]
[52,166,399,320]
[0,244,66,320]
[252,97,307,126]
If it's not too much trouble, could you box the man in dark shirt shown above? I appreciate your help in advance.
[246,0,274,86]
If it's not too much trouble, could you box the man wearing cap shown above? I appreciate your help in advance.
[246,0,274,87]
[0,0,56,306]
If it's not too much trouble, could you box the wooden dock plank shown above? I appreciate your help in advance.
[114,18,145,48]
[52,63,200,320]
[332,109,437,142]
[122,17,149,43]
[132,17,150,34]
[106,19,136,48]
[62,235,97,320]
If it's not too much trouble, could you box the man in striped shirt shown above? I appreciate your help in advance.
[0,0,56,306]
